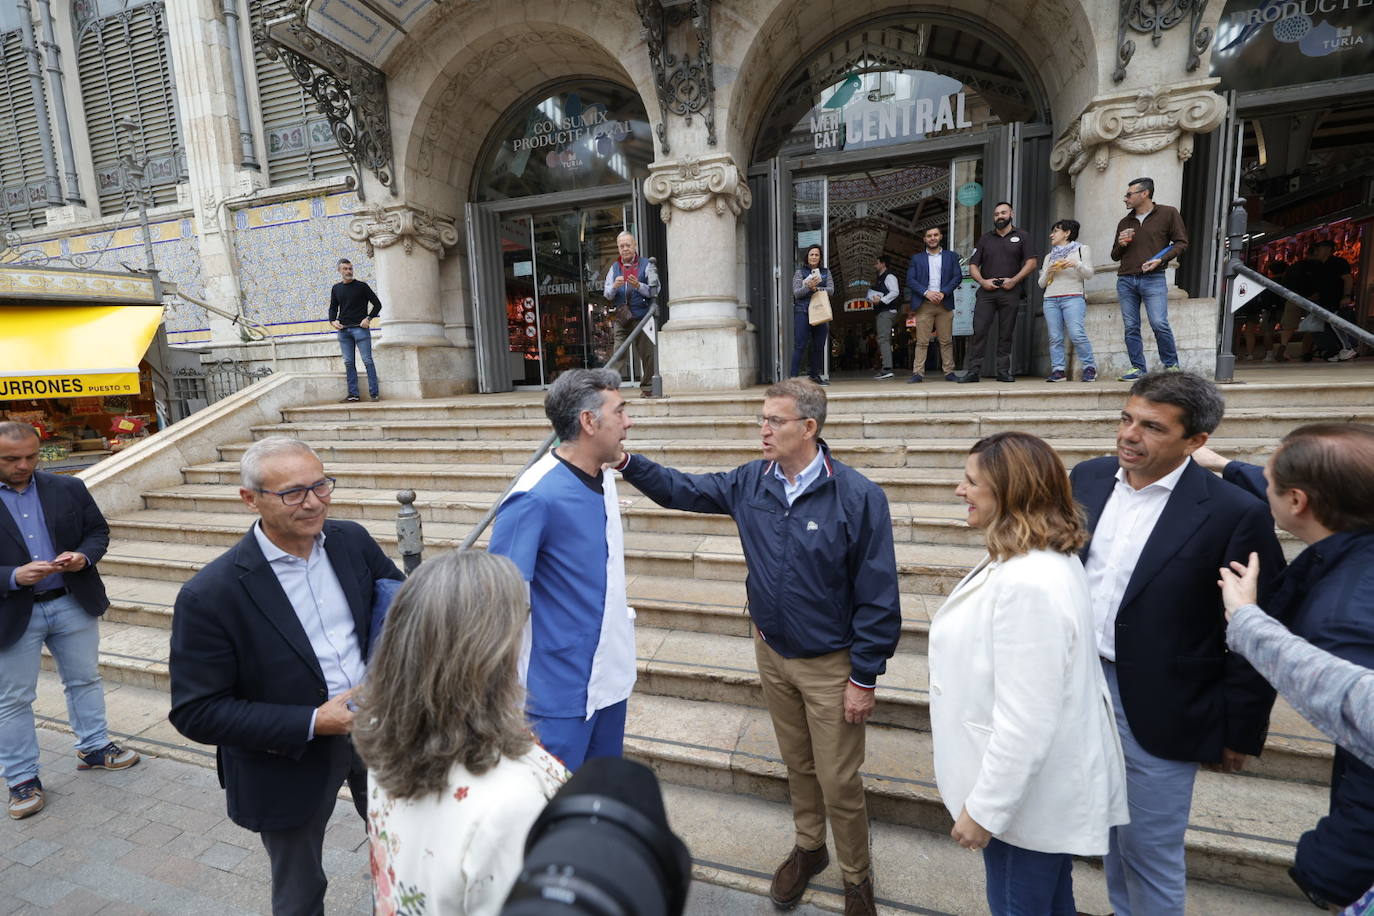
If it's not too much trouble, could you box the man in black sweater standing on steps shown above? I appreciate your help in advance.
[328,258,383,402]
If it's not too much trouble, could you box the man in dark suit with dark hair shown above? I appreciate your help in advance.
[169,436,402,915]
[1,421,139,820]
[1070,372,1285,915]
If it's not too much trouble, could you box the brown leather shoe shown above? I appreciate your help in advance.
[843,876,876,916]
[769,844,828,909]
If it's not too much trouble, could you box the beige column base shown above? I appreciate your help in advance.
[1083,288,1219,380]
[658,315,756,392]
[374,343,475,399]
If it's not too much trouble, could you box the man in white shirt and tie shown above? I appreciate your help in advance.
[1069,371,1285,915]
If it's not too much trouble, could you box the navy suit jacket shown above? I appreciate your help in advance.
[905,249,962,309]
[0,470,110,649]
[168,519,403,832]
[1223,459,1374,905]
[1071,456,1286,762]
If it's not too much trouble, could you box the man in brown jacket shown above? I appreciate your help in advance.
[1112,177,1188,380]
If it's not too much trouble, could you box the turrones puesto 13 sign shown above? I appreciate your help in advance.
[1211,0,1374,91]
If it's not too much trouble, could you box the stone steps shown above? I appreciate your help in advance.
[53,615,1335,791]
[29,670,1311,915]
[249,403,1374,442]
[624,692,1319,900]
[215,435,1284,471]
[275,380,1374,422]
[95,534,988,595]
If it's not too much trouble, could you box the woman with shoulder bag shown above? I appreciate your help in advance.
[791,244,834,385]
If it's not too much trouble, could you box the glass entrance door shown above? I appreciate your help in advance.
[783,155,985,379]
[500,203,633,387]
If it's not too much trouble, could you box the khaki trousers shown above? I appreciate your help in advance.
[910,301,955,375]
[753,630,871,884]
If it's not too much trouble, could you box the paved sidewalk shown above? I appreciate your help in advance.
[3,727,823,915]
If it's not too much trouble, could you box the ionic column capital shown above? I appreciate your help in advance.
[644,153,751,223]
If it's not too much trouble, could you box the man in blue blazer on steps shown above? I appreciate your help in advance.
[1070,371,1285,915]
[904,226,963,382]
[169,436,402,916]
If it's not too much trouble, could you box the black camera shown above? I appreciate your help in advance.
[501,758,691,916]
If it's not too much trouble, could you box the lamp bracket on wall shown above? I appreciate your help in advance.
[1112,0,1213,83]
[634,0,717,154]
[252,0,397,199]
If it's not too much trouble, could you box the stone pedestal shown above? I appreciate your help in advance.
[347,203,468,397]
[646,153,754,391]
[1052,80,1227,376]
[1084,289,1218,380]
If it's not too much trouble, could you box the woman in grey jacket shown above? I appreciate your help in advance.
[1220,553,1374,915]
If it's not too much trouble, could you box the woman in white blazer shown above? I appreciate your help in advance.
[929,432,1128,914]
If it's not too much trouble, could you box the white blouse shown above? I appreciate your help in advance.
[368,745,568,916]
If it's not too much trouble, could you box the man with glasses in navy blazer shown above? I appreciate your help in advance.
[169,436,402,916]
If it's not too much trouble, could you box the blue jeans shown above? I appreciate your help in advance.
[791,309,829,379]
[1117,273,1177,370]
[529,699,627,772]
[983,838,1077,915]
[0,594,109,787]
[1102,660,1197,915]
[1043,295,1095,372]
[337,326,378,398]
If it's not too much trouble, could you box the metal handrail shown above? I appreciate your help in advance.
[456,300,662,552]
[161,281,280,372]
[1218,197,1370,381]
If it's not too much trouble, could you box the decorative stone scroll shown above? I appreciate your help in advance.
[644,154,751,223]
[1050,83,1227,185]
[346,205,459,258]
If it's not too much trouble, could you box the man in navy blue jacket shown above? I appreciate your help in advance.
[904,227,963,382]
[169,437,402,915]
[1196,425,1374,909]
[613,377,899,916]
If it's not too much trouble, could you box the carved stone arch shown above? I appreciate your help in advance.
[386,5,659,212]
[725,0,1099,162]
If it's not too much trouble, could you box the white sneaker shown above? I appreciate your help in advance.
[873,370,894,380]
[1263,352,1276,362]
[1338,348,1358,361]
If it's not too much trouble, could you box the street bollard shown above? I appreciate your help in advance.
[396,489,423,575]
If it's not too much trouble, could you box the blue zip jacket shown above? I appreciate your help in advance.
[1224,460,1374,907]
[619,442,901,686]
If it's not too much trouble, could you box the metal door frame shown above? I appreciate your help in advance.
[467,185,636,392]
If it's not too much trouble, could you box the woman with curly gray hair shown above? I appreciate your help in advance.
[354,549,567,916]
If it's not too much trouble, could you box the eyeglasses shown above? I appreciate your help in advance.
[758,415,803,430]
[1124,190,1144,198]
[255,477,336,506]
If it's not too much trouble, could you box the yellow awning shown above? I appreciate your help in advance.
[0,305,164,398]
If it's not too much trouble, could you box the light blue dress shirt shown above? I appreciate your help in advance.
[252,523,364,740]
[772,447,826,505]
[1,477,64,593]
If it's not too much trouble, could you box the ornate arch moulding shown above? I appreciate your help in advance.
[634,0,717,154]
[1113,0,1214,83]
[252,0,397,200]
[645,154,751,222]
[346,204,459,258]
[1049,81,1226,187]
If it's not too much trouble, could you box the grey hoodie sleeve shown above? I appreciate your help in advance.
[1227,604,1374,767]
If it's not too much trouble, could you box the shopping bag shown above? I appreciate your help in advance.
[808,289,833,326]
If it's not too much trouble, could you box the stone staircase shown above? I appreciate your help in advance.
[39,376,1374,914]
